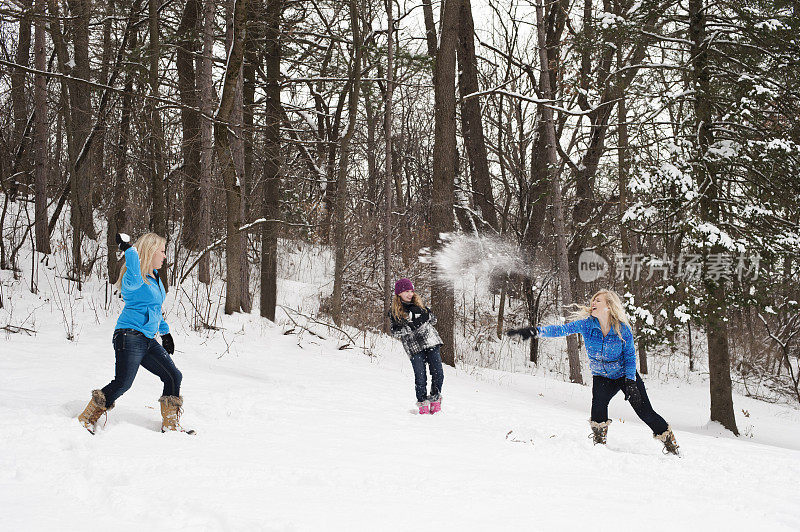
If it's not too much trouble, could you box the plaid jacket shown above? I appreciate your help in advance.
[390,307,443,358]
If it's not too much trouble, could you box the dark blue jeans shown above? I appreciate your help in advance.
[101,329,182,407]
[591,373,668,435]
[410,346,444,403]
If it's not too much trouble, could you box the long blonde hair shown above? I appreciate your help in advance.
[391,293,425,322]
[114,233,166,289]
[569,289,632,340]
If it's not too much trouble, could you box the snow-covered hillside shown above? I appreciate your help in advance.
[1,243,799,531]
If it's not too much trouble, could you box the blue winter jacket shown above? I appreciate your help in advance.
[537,317,636,380]
[115,248,170,338]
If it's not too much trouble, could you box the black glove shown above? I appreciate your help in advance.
[623,378,640,403]
[408,306,430,330]
[161,333,175,355]
[506,327,537,340]
[116,232,132,252]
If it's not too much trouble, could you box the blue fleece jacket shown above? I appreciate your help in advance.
[537,317,636,380]
[115,248,170,338]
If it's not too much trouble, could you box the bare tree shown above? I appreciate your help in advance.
[11,0,32,196]
[215,0,249,314]
[227,0,251,312]
[457,0,497,232]
[33,0,50,255]
[431,0,460,367]
[178,0,203,252]
[382,0,394,333]
[64,0,97,278]
[331,0,363,325]
[106,10,137,283]
[536,0,582,384]
[197,0,216,285]
[261,0,283,321]
[148,0,168,288]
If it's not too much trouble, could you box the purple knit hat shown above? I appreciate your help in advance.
[394,278,414,296]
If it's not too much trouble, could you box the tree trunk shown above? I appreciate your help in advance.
[148,0,168,289]
[431,0,460,367]
[331,0,363,326]
[107,25,135,283]
[383,0,395,334]
[228,0,251,312]
[33,0,50,255]
[215,0,249,314]
[178,0,203,251]
[616,51,646,374]
[260,0,282,322]
[536,0,582,384]
[47,0,77,252]
[457,0,497,232]
[65,0,96,279]
[421,0,437,57]
[690,0,738,434]
[197,0,215,284]
[94,0,114,210]
[11,0,32,195]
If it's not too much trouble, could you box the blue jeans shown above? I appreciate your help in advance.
[410,346,444,403]
[101,329,182,406]
[591,374,668,435]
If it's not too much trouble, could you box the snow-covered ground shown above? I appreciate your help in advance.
[1,237,799,531]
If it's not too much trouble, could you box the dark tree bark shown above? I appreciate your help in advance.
[94,0,114,209]
[64,0,96,279]
[382,0,395,334]
[33,0,50,254]
[107,14,137,283]
[690,0,738,434]
[431,0,460,367]
[215,0,249,314]
[226,0,251,312]
[177,0,203,251]
[457,0,497,231]
[260,0,283,322]
[197,0,215,285]
[11,0,32,194]
[421,0,437,57]
[148,0,168,289]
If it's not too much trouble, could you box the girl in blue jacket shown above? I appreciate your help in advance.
[78,233,191,434]
[508,289,679,454]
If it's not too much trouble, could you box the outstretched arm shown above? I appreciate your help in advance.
[537,318,590,338]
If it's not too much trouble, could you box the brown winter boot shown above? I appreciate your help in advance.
[159,395,195,434]
[589,420,611,445]
[77,389,112,434]
[654,426,680,455]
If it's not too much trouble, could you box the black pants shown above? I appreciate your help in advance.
[591,373,668,435]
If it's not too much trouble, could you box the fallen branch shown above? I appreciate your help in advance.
[2,324,36,335]
[278,304,358,349]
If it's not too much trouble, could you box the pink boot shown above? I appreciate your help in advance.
[417,401,430,415]
[430,397,442,414]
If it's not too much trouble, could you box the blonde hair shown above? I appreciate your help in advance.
[114,233,166,289]
[391,292,425,322]
[569,289,632,341]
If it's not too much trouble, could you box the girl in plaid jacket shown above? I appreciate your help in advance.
[389,278,444,414]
